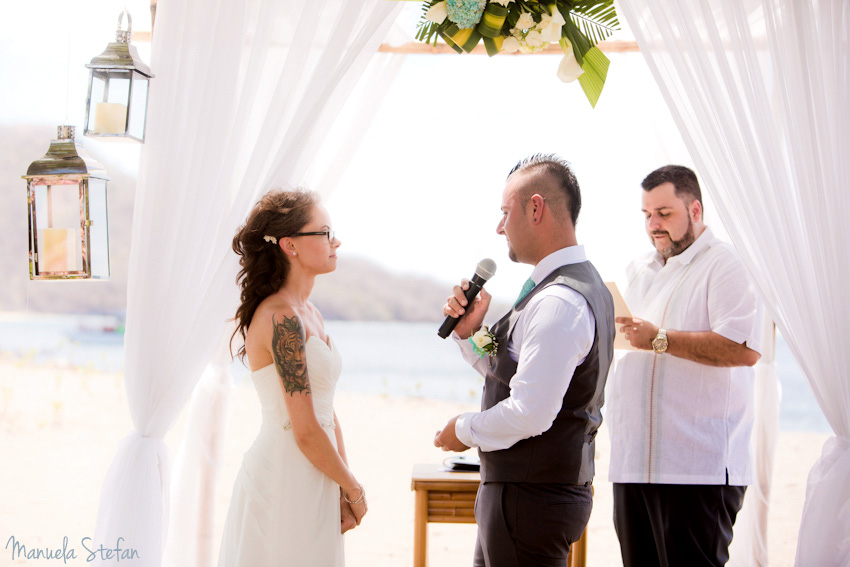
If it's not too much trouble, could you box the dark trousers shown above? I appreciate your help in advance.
[473,482,593,567]
[613,482,747,567]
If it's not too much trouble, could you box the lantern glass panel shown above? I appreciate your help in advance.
[87,179,110,279]
[32,182,83,275]
[127,72,149,140]
[87,70,131,135]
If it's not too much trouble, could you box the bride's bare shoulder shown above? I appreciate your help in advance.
[306,301,325,324]
[248,298,302,341]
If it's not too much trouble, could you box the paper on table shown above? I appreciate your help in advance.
[605,282,636,351]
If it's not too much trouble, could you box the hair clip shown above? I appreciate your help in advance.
[263,235,278,244]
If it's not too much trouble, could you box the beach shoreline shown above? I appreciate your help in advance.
[0,359,827,567]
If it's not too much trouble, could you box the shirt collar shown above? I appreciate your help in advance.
[669,226,714,265]
[529,245,587,285]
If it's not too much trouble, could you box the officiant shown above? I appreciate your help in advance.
[607,165,764,567]
[434,154,615,567]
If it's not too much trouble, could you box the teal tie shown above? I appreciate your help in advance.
[514,278,536,306]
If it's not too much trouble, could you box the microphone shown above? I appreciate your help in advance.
[438,258,497,339]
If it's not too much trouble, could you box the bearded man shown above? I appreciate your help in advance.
[608,165,764,567]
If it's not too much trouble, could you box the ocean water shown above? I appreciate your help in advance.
[0,314,831,433]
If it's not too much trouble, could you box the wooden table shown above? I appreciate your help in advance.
[411,463,588,567]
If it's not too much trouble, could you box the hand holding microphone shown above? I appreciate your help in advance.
[438,259,496,340]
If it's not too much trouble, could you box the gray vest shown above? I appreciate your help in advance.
[479,261,615,484]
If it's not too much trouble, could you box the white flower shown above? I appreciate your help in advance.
[471,327,493,349]
[501,36,520,53]
[515,11,535,30]
[490,0,514,5]
[525,30,544,47]
[538,14,552,30]
[540,7,566,43]
[557,49,585,82]
[425,1,448,24]
[263,235,278,244]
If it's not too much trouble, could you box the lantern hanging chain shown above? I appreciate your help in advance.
[64,30,71,124]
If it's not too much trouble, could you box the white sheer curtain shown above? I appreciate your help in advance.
[729,318,780,566]
[162,331,234,567]
[619,1,849,565]
[91,1,402,565]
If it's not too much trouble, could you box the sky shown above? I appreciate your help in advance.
[1,1,733,304]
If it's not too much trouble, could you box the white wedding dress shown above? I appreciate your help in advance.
[218,335,344,567]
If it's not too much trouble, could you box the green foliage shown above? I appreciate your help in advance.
[567,1,619,44]
[577,46,610,108]
[560,11,591,64]
[416,0,451,45]
[410,0,620,107]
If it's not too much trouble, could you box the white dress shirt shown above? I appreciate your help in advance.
[453,246,596,452]
[607,227,764,486]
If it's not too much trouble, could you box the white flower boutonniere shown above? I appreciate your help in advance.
[469,325,498,358]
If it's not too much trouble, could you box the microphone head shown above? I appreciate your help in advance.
[474,258,497,281]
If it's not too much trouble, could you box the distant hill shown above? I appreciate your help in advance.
[1,125,497,321]
[310,256,451,322]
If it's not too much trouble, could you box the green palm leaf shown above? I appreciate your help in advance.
[568,1,620,44]
[415,0,445,45]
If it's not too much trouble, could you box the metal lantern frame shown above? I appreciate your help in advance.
[83,10,154,142]
[23,126,111,280]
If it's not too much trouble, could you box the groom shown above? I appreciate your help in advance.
[435,154,615,567]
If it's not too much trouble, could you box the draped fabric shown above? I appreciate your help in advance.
[619,1,849,565]
[729,319,780,566]
[162,333,234,567]
[90,2,402,565]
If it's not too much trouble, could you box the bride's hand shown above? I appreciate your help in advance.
[340,497,357,534]
[342,485,368,525]
[349,497,368,525]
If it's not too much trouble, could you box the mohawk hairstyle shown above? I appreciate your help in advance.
[508,153,581,225]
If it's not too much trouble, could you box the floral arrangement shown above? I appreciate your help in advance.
[413,0,619,107]
[469,325,498,358]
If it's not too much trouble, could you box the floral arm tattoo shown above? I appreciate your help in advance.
[272,315,311,396]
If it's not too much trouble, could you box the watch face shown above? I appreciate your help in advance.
[652,336,667,353]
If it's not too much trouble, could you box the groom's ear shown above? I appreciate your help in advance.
[529,194,545,223]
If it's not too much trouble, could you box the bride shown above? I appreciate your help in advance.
[218,189,366,566]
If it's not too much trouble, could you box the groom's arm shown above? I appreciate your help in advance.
[453,292,593,452]
[453,331,491,377]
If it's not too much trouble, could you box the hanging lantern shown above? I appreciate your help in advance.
[23,126,111,280]
[83,10,154,142]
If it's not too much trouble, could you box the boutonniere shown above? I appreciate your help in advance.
[469,325,498,358]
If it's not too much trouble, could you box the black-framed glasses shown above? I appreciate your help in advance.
[293,230,336,242]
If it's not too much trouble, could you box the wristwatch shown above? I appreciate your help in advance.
[651,328,668,354]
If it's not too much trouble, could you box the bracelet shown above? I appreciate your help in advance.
[342,483,365,505]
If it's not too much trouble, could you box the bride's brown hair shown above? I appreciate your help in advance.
[231,189,317,361]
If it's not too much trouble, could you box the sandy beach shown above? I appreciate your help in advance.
[0,358,828,567]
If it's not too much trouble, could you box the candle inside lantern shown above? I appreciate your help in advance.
[93,102,127,134]
[39,228,75,273]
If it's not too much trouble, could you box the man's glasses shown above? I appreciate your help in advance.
[293,230,336,243]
